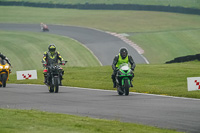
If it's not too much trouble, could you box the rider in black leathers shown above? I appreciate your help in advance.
[42,44,65,85]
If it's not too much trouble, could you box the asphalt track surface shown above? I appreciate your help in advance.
[1,24,200,132]
[0,84,200,133]
[0,23,148,65]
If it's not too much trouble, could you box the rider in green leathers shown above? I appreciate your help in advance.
[111,47,136,88]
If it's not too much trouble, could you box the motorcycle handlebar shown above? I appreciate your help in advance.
[59,61,67,65]
[44,61,67,67]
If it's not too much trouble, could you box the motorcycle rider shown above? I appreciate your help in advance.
[111,47,136,88]
[40,22,48,31]
[0,52,12,72]
[42,44,65,85]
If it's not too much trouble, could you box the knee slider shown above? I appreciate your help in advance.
[43,69,47,75]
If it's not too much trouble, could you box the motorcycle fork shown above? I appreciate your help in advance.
[121,77,130,86]
[52,75,59,85]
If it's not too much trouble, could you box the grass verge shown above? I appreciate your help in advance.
[1,6,200,64]
[129,29,200,63]
[0,30,100,73]
[8,61,200,99]
[1,6,200,33]
[0,108,182,133]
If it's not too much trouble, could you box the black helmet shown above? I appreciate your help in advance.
[48,44,56,54]
[119,47,128,59]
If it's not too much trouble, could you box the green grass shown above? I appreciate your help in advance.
[1,6,200,63]
[1,6,200,33]
[0,108,182,133]
[0,30,100,73]
[1,0,200,9]
[134,62,200,98]
[8,61,200,99]
[129,29,200,63]
[0,5,198,133]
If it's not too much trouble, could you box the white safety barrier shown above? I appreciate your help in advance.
[16,70,37,80]
[187,77,200,91]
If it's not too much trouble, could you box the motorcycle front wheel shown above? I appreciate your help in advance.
[54,77,59,93]
[2,74,7,87]
[124,79,130,96]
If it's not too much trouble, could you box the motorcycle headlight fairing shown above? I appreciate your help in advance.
[0,66,3,69]
[5,65,9,69]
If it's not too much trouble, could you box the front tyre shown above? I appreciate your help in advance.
[54,77,59,93]
[124,79,130,95]
[2,74,7,87]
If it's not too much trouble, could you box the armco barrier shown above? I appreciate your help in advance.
[0,1,200,15]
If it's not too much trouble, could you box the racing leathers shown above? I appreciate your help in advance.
[42,51,65,85]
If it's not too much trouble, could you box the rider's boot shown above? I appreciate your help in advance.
[130,82,133,87]
[111,74,117,88]
[59,75,63,86]
[59,80,62,86]
[130,74,134,87]
[113,81,116,88]
[130,78,133,87]
[44,75,47,84]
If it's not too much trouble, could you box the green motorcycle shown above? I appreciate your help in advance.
[116,63,134,96]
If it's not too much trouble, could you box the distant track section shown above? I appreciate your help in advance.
[0,23,148,65]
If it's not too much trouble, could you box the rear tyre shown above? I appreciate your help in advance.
[2,74,7,87]
[124,79,130,96]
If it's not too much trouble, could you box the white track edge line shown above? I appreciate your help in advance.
[12,84,200,101]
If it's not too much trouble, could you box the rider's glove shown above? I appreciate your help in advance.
[8,63,11,67]
[131,67,134,71]
[43,61,47,67]
[61,61,65,65]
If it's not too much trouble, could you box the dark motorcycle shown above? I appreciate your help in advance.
[46,61,67,93]
[116,63,134,96]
